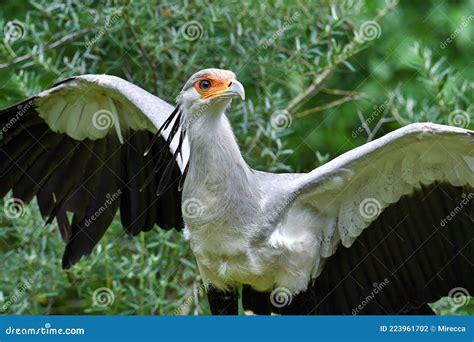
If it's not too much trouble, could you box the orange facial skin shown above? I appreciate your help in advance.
[194,74,234,98]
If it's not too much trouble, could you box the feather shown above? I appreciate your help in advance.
[12,135,71,204]
[121,132,148,235]
[36,140,84,220]
[156,128,186,196]
[178,162,189,191]
[144,104,180,157]
[0,131,62,198]
[58,139,100,222]
[0,124,51,176]
[44,140,96,224]
[140,110,183,192]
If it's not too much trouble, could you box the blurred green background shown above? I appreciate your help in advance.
[0,0,472,315]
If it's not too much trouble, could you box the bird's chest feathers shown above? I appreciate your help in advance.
[181,118,319,293]
[183,191,321,293]
[182,170,254,255]
[182,158,272,290]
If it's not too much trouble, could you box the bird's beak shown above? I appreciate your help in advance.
[226,79,245,100]
[210,79,245,100]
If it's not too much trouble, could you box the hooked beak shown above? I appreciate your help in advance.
[226,79,245,100]
[211,79,245,100]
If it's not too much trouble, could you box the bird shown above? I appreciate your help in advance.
[1,68,473,315]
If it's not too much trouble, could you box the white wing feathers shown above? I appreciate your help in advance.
[287,123,473,277]
[35,74,189,170]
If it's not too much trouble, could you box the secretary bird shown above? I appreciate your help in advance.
[1,69,473,315]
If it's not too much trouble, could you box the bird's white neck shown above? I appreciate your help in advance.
[183,108,260,225]
[186,111,250,185]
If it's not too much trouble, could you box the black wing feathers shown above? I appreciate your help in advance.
[0,99,183,269]
[282,183,473,314]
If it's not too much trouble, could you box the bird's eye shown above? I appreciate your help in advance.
[199,79,212,91]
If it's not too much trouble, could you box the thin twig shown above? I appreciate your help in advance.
[367,117,396,141]
[294,94,362,118]
[374,0,400,22]
[357,95,397,141]
[286,68,332,113]
[358,110,371,136]
[285,0,400,114]
[0,30,89,69]
[320,87,367,97]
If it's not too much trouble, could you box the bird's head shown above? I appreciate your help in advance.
[177,68,245,122]
[156,69,245,165]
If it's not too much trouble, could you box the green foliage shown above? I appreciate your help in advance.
[0,0,472,315]
[0,193,206,315]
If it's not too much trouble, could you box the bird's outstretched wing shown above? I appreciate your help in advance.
[245,123,474,315]
[0,75,187,269]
